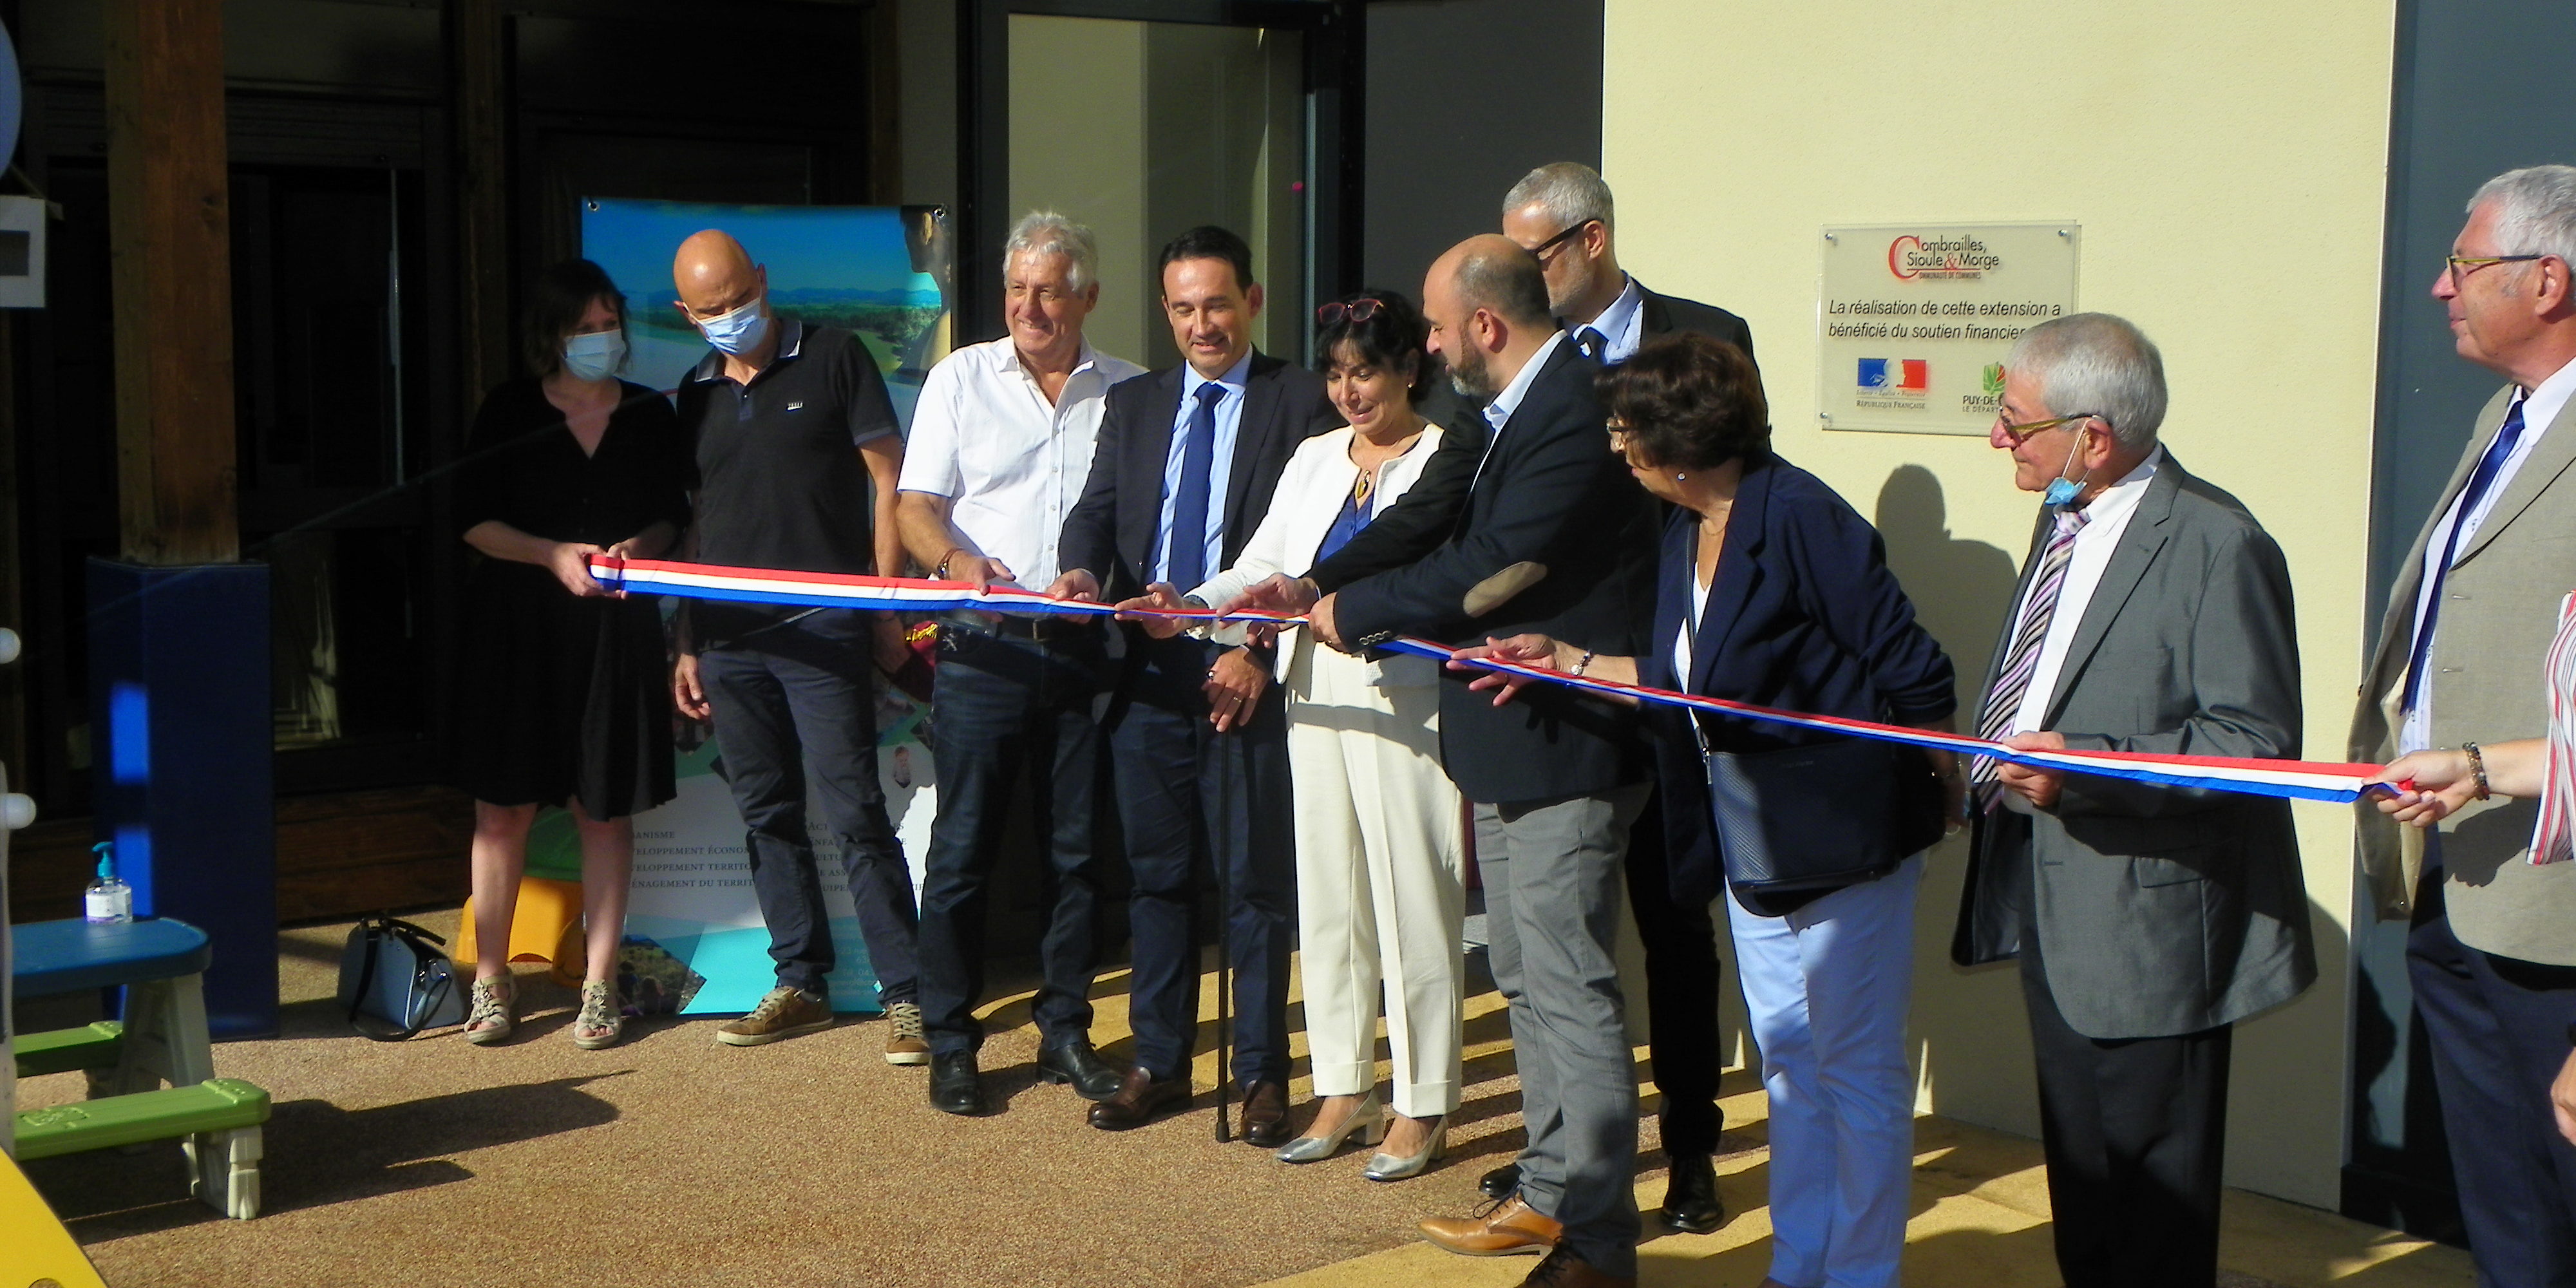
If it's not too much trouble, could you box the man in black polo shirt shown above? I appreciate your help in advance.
[667,229,924,1061]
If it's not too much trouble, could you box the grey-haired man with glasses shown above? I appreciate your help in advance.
[2353,164,2576,1287]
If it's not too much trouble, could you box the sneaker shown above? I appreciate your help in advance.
[715,985,835,1046]
[882,1001,930,1066]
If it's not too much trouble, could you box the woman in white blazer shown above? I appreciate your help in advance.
[1126,290,1464,1180]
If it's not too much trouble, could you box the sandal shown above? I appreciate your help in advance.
[462,976,516,1045]
[571,980,624,1050]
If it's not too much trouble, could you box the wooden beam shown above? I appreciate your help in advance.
[104,0,237,566]
[448,0,511,409]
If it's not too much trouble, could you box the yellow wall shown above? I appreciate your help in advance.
[1604,1,2397,1207]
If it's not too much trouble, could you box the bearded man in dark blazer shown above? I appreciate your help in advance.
[1233,235,1661,1288]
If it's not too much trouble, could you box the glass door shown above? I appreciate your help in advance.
[956,0,1363,355]
[1007,14,1309,368]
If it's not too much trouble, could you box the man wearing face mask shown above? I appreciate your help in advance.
[668,229,925,1061]
[1953,312,2313,1288]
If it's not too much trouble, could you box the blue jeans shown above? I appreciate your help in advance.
[915,624,1108,1055]
[697,612,918,1003]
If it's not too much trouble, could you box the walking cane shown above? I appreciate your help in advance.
[1210,696,1235,1144]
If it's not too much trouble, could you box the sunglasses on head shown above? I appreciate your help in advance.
[1315,298,1386,326]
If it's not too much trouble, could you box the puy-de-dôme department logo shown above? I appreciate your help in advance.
[1981,363,2006,396]
[1857,358,1928,393]
[1887,235,2003,281]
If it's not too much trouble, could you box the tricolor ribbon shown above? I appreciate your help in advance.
[597,555,2393,806]
[1367,638,2387,805]
[593,555,1304,626]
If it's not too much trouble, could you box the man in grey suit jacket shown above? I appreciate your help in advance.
[1953,313,2315,1288]
[2349,165,2576,1287]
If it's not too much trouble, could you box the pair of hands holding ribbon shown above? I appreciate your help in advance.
[1034,567,1285,734]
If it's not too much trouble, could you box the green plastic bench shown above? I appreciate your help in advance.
[13,1021,125,1080]
[14,1079,269,1218]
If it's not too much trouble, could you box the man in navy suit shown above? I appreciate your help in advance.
[1242,236,1660,1288]
[1499,160,1756,1234]
[1050,226,1340,1142]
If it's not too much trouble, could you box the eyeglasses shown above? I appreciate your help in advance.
[1315,298,1385,326]
[1993,410,2103,446]
[1528,220,1596,261]
[2447,252,2547,286]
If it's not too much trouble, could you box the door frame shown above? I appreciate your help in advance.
[953,0,1366,346]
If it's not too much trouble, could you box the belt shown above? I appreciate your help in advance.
[938,610,1089,643]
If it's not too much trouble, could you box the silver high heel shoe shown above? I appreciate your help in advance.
[1274,1094,1385,1163]
[1363,1114,1448,1182]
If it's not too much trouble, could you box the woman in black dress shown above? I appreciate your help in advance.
[453,259,690,1049]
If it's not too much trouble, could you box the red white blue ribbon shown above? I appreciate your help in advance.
[1369,637,2385,805]
[592,555,1304,626]
[599,555,2389,805]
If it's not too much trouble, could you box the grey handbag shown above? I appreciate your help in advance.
[337,916,468,1041]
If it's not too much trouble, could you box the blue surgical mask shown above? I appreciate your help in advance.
[696,296,769,356]
[2043,424,2090,507]
[562,331,626,382]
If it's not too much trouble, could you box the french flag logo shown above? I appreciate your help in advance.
[1896,359,1929,391]
[1857,358,1889,388]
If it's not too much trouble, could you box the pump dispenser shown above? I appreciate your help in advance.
[85,840,133,924]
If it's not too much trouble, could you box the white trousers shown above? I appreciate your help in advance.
[1728,853,1923,1288]
[1286,643,1466,1119]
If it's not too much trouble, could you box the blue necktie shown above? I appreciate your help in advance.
[1168,382,1225,590]
[2405,397,2530,710]
[1573,325,1609,365]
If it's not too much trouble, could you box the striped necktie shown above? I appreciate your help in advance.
[1973,507,2090,806]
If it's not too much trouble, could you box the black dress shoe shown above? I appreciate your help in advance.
[1035,1037,1123,1101]
[1088,1067,1191,1130]
[1657,1151,1726,1235]
[928,1050,985,1116]
[1238,1079,1291,1148]
[1480,1160,1523,1200]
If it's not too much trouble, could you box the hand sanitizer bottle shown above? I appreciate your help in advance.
[85,841,133,924]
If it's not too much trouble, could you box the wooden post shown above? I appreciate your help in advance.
[104,0,236,565]
[448,0,511,408]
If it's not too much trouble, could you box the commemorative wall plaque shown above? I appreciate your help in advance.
[1816,222,2079,436]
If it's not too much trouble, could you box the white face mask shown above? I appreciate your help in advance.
[563,330,627,382]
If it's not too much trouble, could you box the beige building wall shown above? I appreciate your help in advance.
[1604,1,2398,1208]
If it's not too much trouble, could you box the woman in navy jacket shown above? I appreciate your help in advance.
[1454,333,1958,1288]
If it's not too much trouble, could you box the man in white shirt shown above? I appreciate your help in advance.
[2351,165,2576,1286]
[1957,312,2312,1288]
[895,211,1144,1117]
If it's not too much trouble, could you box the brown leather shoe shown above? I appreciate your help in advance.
[1518,1246,1633,1287]
[1419,1195,1563,1256]
[1238,1080,1291,1148]
[1086,1067,1191,1130]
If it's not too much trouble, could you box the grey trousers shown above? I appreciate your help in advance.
[1480,783,1651,1277]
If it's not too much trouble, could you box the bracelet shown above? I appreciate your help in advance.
[2464,742,2492,801]
[935,547,967,580]
[1570,649,1595,676]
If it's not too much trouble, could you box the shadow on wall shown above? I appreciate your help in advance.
[1873,464,2020,708]
[1871,464,2034,1132]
